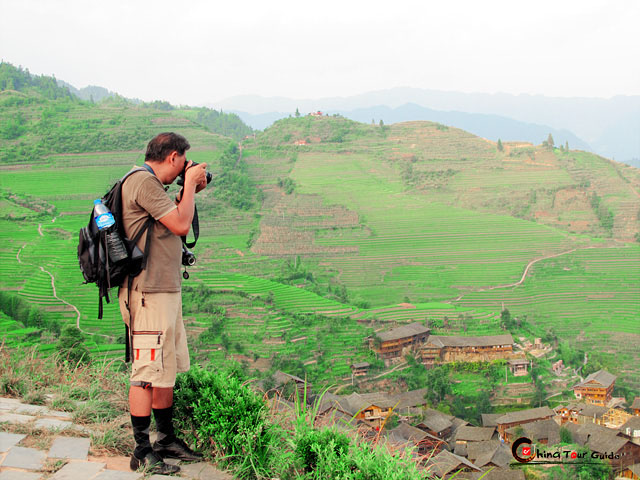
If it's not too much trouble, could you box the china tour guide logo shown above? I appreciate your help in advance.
[511,437,621,466]
[512,437,535,463]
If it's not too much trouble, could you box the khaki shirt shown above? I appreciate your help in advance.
[120,168,182,292]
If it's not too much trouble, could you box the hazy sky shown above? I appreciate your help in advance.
[2,0,639,106]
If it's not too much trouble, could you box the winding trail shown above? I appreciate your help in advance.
[16,233,112,340]
[448,244,624,303]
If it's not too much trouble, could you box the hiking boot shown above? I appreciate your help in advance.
[153,437,204,462]
[130,450,181,474]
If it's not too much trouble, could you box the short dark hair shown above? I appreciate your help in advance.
[145,132,190,163]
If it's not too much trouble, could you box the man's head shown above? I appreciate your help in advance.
[145,132,190,163]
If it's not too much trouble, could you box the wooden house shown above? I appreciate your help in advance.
[554,402,608,426]
[269,370,312,400]
[505,418,560,445]
[632,397,640,416]
[573,369,616,406]
[619,463,640,479]
[371,322,430,361]
[570,422,640,471]
[350,362,370,377]
[425,450,482,478]
[621,417,640,446]
[421,334,514,366]
[508,358,529,377]
[495,406,555,442]
[416,408,455,440]
[387,422,446,458]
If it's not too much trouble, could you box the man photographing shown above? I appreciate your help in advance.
[119,132,207,474]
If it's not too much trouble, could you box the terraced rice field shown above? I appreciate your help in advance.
[290,151,579,305]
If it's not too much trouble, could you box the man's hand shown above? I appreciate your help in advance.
[184,161,208,192]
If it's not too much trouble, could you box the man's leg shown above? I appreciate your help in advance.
[151,387,175,445]
[129,386,154,459]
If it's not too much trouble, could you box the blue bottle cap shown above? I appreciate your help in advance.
[94,199,102,205]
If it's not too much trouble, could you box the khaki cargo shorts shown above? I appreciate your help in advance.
[119,288,190,388]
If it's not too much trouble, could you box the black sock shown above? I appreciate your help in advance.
[131,414,152,458]
[153,406,176,445]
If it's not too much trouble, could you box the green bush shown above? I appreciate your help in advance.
[174,365,283,479]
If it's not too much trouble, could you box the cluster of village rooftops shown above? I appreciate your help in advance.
[258,323,640,479]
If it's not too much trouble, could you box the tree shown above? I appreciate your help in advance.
[500,308,514,330]
[295,108,301,118]
[379,119,384,128]
[546,133,555,148]
[497,139,504,152]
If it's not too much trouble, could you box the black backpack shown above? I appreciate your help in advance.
[77,168,154,320]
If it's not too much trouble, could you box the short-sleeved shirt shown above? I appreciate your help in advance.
[120,168,182,293]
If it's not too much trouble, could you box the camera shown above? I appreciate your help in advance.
[176,161,213,186]
[182,245,196,266]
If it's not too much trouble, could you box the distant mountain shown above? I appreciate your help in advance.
[213,88,640,165]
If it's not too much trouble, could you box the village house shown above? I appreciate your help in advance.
[632,397,640,416]
[495,406,555,442]
[425,450,482,478]
[566,422,640,472]
[421,334,514,366]
[603,406,633,429]
[573,369,616,406]
[350,361,370,377]
[619,463,640,480]
[317,388,429,429]
[506,418,560,445]
[508,358,530,377]
[269,370,312,400]
[468,441,513,470]
[415,408,456,440]
[370,322,430,362]
[455,426,496,446]
[552,359,564,374]
[481,413,503,428]
[554,402,608,426]
[386,422,446,458]
[620,417,640,446]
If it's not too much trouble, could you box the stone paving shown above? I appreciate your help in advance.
[0,397,233,480]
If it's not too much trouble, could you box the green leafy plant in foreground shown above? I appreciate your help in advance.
[174,365,430,480]
[174,365,284,479]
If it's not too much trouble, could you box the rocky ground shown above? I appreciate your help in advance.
[0,397,231,480]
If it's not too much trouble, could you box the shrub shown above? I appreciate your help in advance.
[174,365,284,479]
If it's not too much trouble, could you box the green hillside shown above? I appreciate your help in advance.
[1,65,639,391]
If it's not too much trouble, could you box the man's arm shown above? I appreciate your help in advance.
[159,162,207,236]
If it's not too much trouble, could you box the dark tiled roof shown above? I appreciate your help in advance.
[426,334,514,348]
[394,388,429,409]
[632,397,640,410]
[418,409,454,433]
[496,406,555,425]
[466,440,500,461]
[482,414,503,428]
[620,416,640,433]
[474,444,512,468]
[455,426,495,442]
[351,362,370,369]
[426,450,482,477]
[377,322,430,342]
[507,419,559,444]
[574,369,616,389]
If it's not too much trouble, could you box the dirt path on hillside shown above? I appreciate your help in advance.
[449,244,624,303]
[15,242,111,340]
